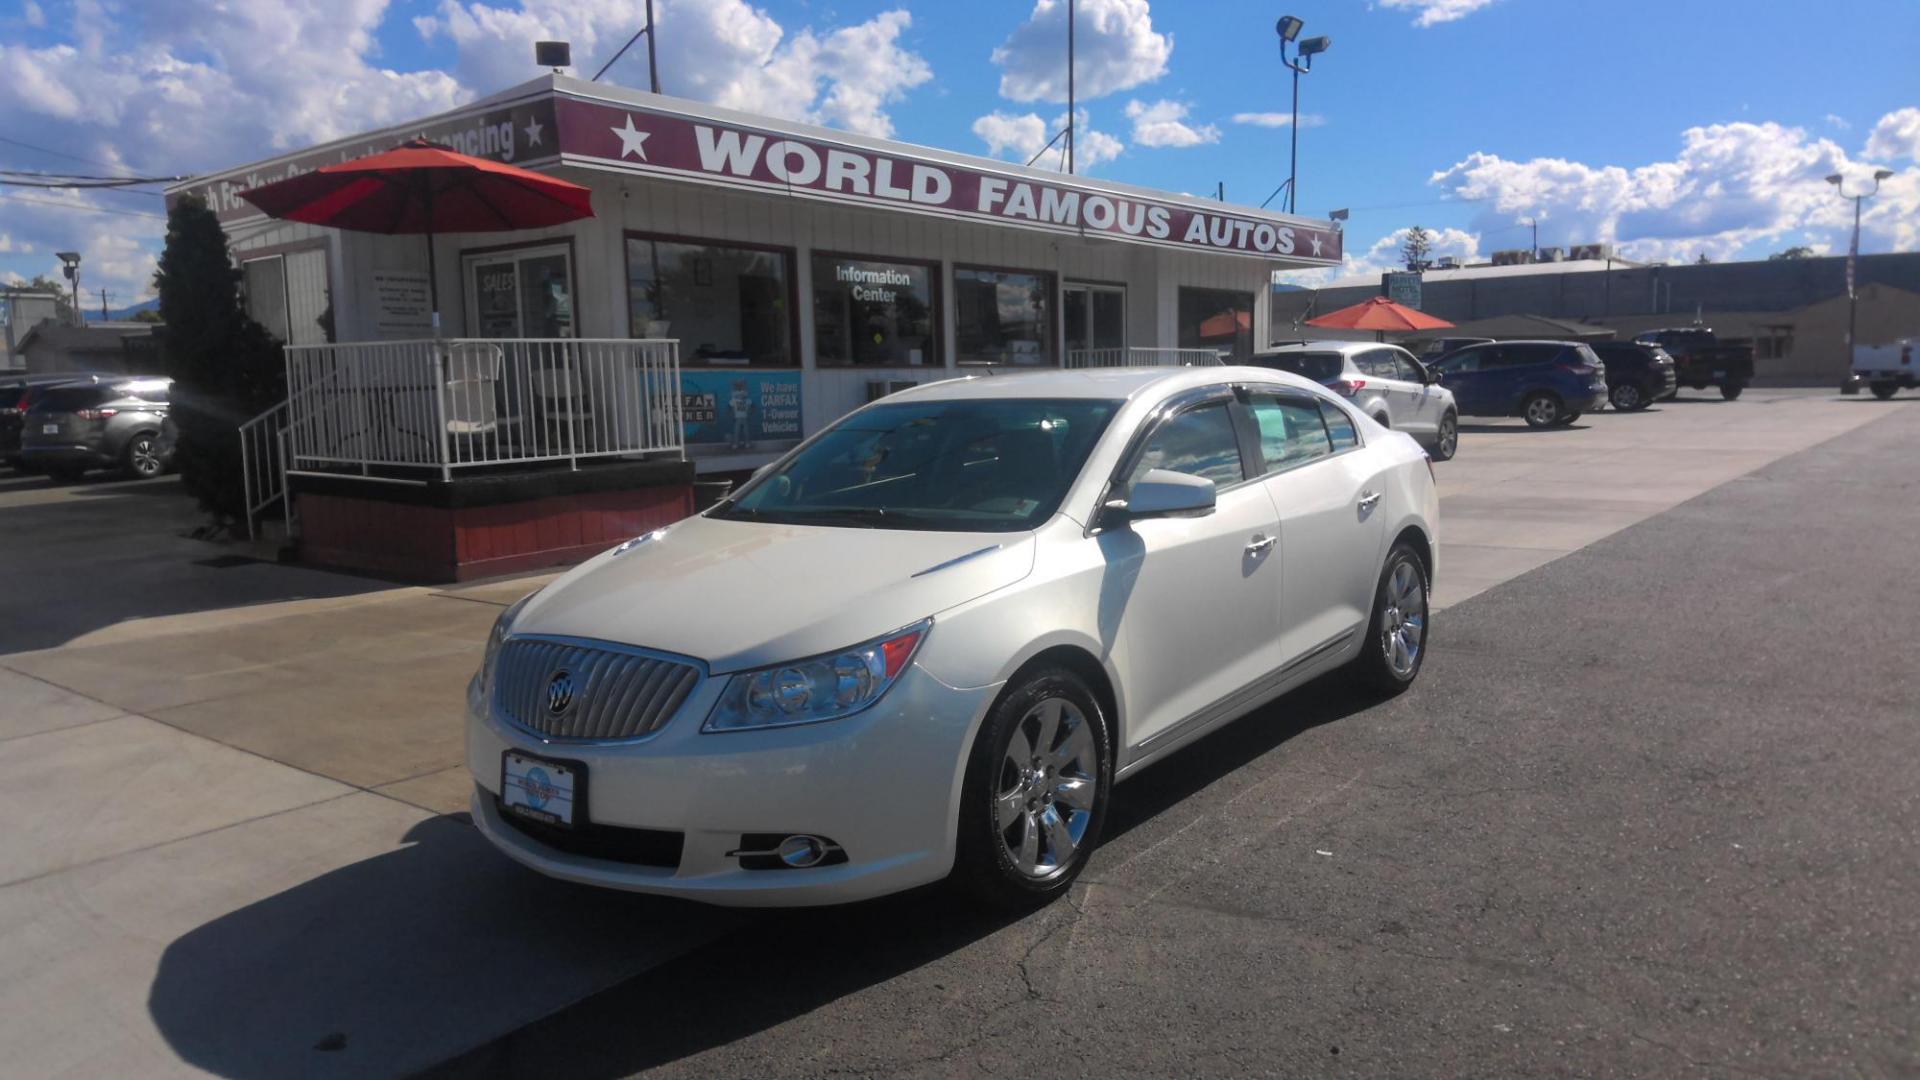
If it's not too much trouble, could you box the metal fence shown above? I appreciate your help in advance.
[1065,346,1228,368]
[282,338,684,479]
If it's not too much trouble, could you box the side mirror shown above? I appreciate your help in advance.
[1113,469,1217,522]
[1422,365,1441,384]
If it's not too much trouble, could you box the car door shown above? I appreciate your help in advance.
[1382,347,1436,437]
[1435,345,1493,413]
[1245,390,1387,667]
[1099,395,1284,750]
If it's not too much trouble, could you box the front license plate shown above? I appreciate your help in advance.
[501,751,582,828]
[42,424,58,434]
[1712,370,1727,378]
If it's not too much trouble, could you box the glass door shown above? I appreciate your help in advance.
[1064,283,1125,364]
[464,244,575,339]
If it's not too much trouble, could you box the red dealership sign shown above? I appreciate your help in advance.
[552,96,1341,264]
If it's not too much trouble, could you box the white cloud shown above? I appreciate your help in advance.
[1429,113,1920,262]
[1377,0,1500,27]
[1824,113,1851,131]
[417,0,930,137]
[1865,107,1920,162]
[971,109,1123,171]
[1124,99,1217,148]
[991,0,1170,104]
[1275,225,1479,289]
[22,0,45,27]
[1231,112,1326,129]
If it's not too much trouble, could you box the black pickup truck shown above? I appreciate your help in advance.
[1631,328,1754,400]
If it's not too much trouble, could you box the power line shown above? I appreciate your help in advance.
[0,192,167,220]
[0,134,138,176]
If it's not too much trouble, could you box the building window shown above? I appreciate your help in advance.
[1177,287,1255,362]
[242,248,332,345]
[627,234,794,367]
[954,266,1055,366]
[812,254,938,367]
[465,243,575,339]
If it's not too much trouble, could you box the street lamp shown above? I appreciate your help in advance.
[1827,168,1894,391]
[1264,16,1331,214]
[56,252,81,326]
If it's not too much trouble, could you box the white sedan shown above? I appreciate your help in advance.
[467,366,1439,907]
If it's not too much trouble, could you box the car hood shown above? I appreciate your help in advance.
[513,515,1037,673]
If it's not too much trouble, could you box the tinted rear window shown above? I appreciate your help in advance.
[1252,352,1344,382]
[31,386,110,413]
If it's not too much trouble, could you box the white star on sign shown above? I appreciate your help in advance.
[1309,233,1325,257]
[524,118,544,147]
[612,115,651,161]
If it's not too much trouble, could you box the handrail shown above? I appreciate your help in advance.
[1065,346,1230,368]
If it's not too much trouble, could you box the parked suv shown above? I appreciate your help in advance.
[2,372,113,472]
[1632,328,1753,400]
[1590,341,1678,411]
[1250,341,1460,460]
[21,375,173,481]
[1429,340,1609,428]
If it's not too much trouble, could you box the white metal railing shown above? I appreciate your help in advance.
[1065,346,1228,368]
[281,338,684,480]
[238,398,291,541]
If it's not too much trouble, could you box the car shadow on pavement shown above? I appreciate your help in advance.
[411,672,1380,1079]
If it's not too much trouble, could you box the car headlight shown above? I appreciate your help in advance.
[704,620,930,732]
[480,594,532,699]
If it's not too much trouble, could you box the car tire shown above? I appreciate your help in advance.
[1429,410,1458,462]
[1558,412,1580,426]
[1719,384,1744,401]
[122,434,164,480]
[954,664,1113,909]
[1609,383,1648,411]
[1870,382,1899,400]
[1353,543,1430,696]
[1521,392,1563,428]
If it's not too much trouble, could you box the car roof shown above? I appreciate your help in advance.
[1259,340,1407,357]
[887,365,1327,404]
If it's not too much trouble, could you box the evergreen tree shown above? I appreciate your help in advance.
[1401,226,1433,271]
[153,196,285,528]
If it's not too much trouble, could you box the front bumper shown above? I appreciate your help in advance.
[467,662,1002,907]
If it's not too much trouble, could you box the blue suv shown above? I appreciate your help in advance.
[1429,340,1608,428]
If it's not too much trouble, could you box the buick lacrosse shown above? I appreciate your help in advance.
[468,366,1438,907]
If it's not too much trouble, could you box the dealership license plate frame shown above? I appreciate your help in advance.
[42,424,58,434]
[500,749,587,829]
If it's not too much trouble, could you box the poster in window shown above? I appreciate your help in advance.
[677,370,804,455]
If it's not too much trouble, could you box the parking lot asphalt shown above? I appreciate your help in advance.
[1,389,1914,1077]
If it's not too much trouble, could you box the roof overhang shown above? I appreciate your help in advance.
[169,75,1343,268]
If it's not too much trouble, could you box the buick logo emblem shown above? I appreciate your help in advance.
[546,670,575,716]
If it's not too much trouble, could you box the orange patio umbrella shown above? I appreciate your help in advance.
[1306,296,1454,342]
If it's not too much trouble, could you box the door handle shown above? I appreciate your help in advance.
[1245,533,1276,555]
[1358,491,1382,511]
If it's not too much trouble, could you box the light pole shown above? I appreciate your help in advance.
[1827,168,1893,391]
[1265,16,1330,213]
[56,252,81,326]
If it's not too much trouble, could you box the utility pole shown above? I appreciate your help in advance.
[1066,0,1075,174]
[1828,168,1893,387]
[645,0,660,94]
[99,289,110,321]
[1529,218,1538,260]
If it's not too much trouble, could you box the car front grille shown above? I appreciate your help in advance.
[494,638,701,741]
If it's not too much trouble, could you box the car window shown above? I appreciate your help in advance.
[1252,351,1344,382]
[1320,400,1359,450]
[1502,344,1561,367]
[1389,351,1425,382]
[1247,394,1333,472]
[32,386,110,413]
[1127,401,1245,491]
[1361,350,1398,379]
[1438,347,1484,373]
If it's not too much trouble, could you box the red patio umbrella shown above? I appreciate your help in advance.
[240,139,594,332]
[1306,296,1455,339]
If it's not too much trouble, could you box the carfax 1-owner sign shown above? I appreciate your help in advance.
[680,371,804,454]
[553,96,1342,264]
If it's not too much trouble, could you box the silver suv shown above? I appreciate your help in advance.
[21,375,173,482]
[1250,341,1460,460]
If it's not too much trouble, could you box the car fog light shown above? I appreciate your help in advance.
[778,835,827,868]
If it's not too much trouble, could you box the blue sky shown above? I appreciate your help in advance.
[3,0,1918,301]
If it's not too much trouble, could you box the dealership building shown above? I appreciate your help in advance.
[173,73,1343,484]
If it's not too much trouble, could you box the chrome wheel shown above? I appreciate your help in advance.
[1610,383,1641,411]
[1379,559,1426,679]
[1524,395,1560,427]
[1435,413,1458,460]
[994,696,1099,879]
[127,436,162,478]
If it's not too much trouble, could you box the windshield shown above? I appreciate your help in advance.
[1251,352,1344,382]
[716,397,1120,532]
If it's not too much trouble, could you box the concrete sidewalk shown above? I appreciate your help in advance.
[0,389,1899,1077]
